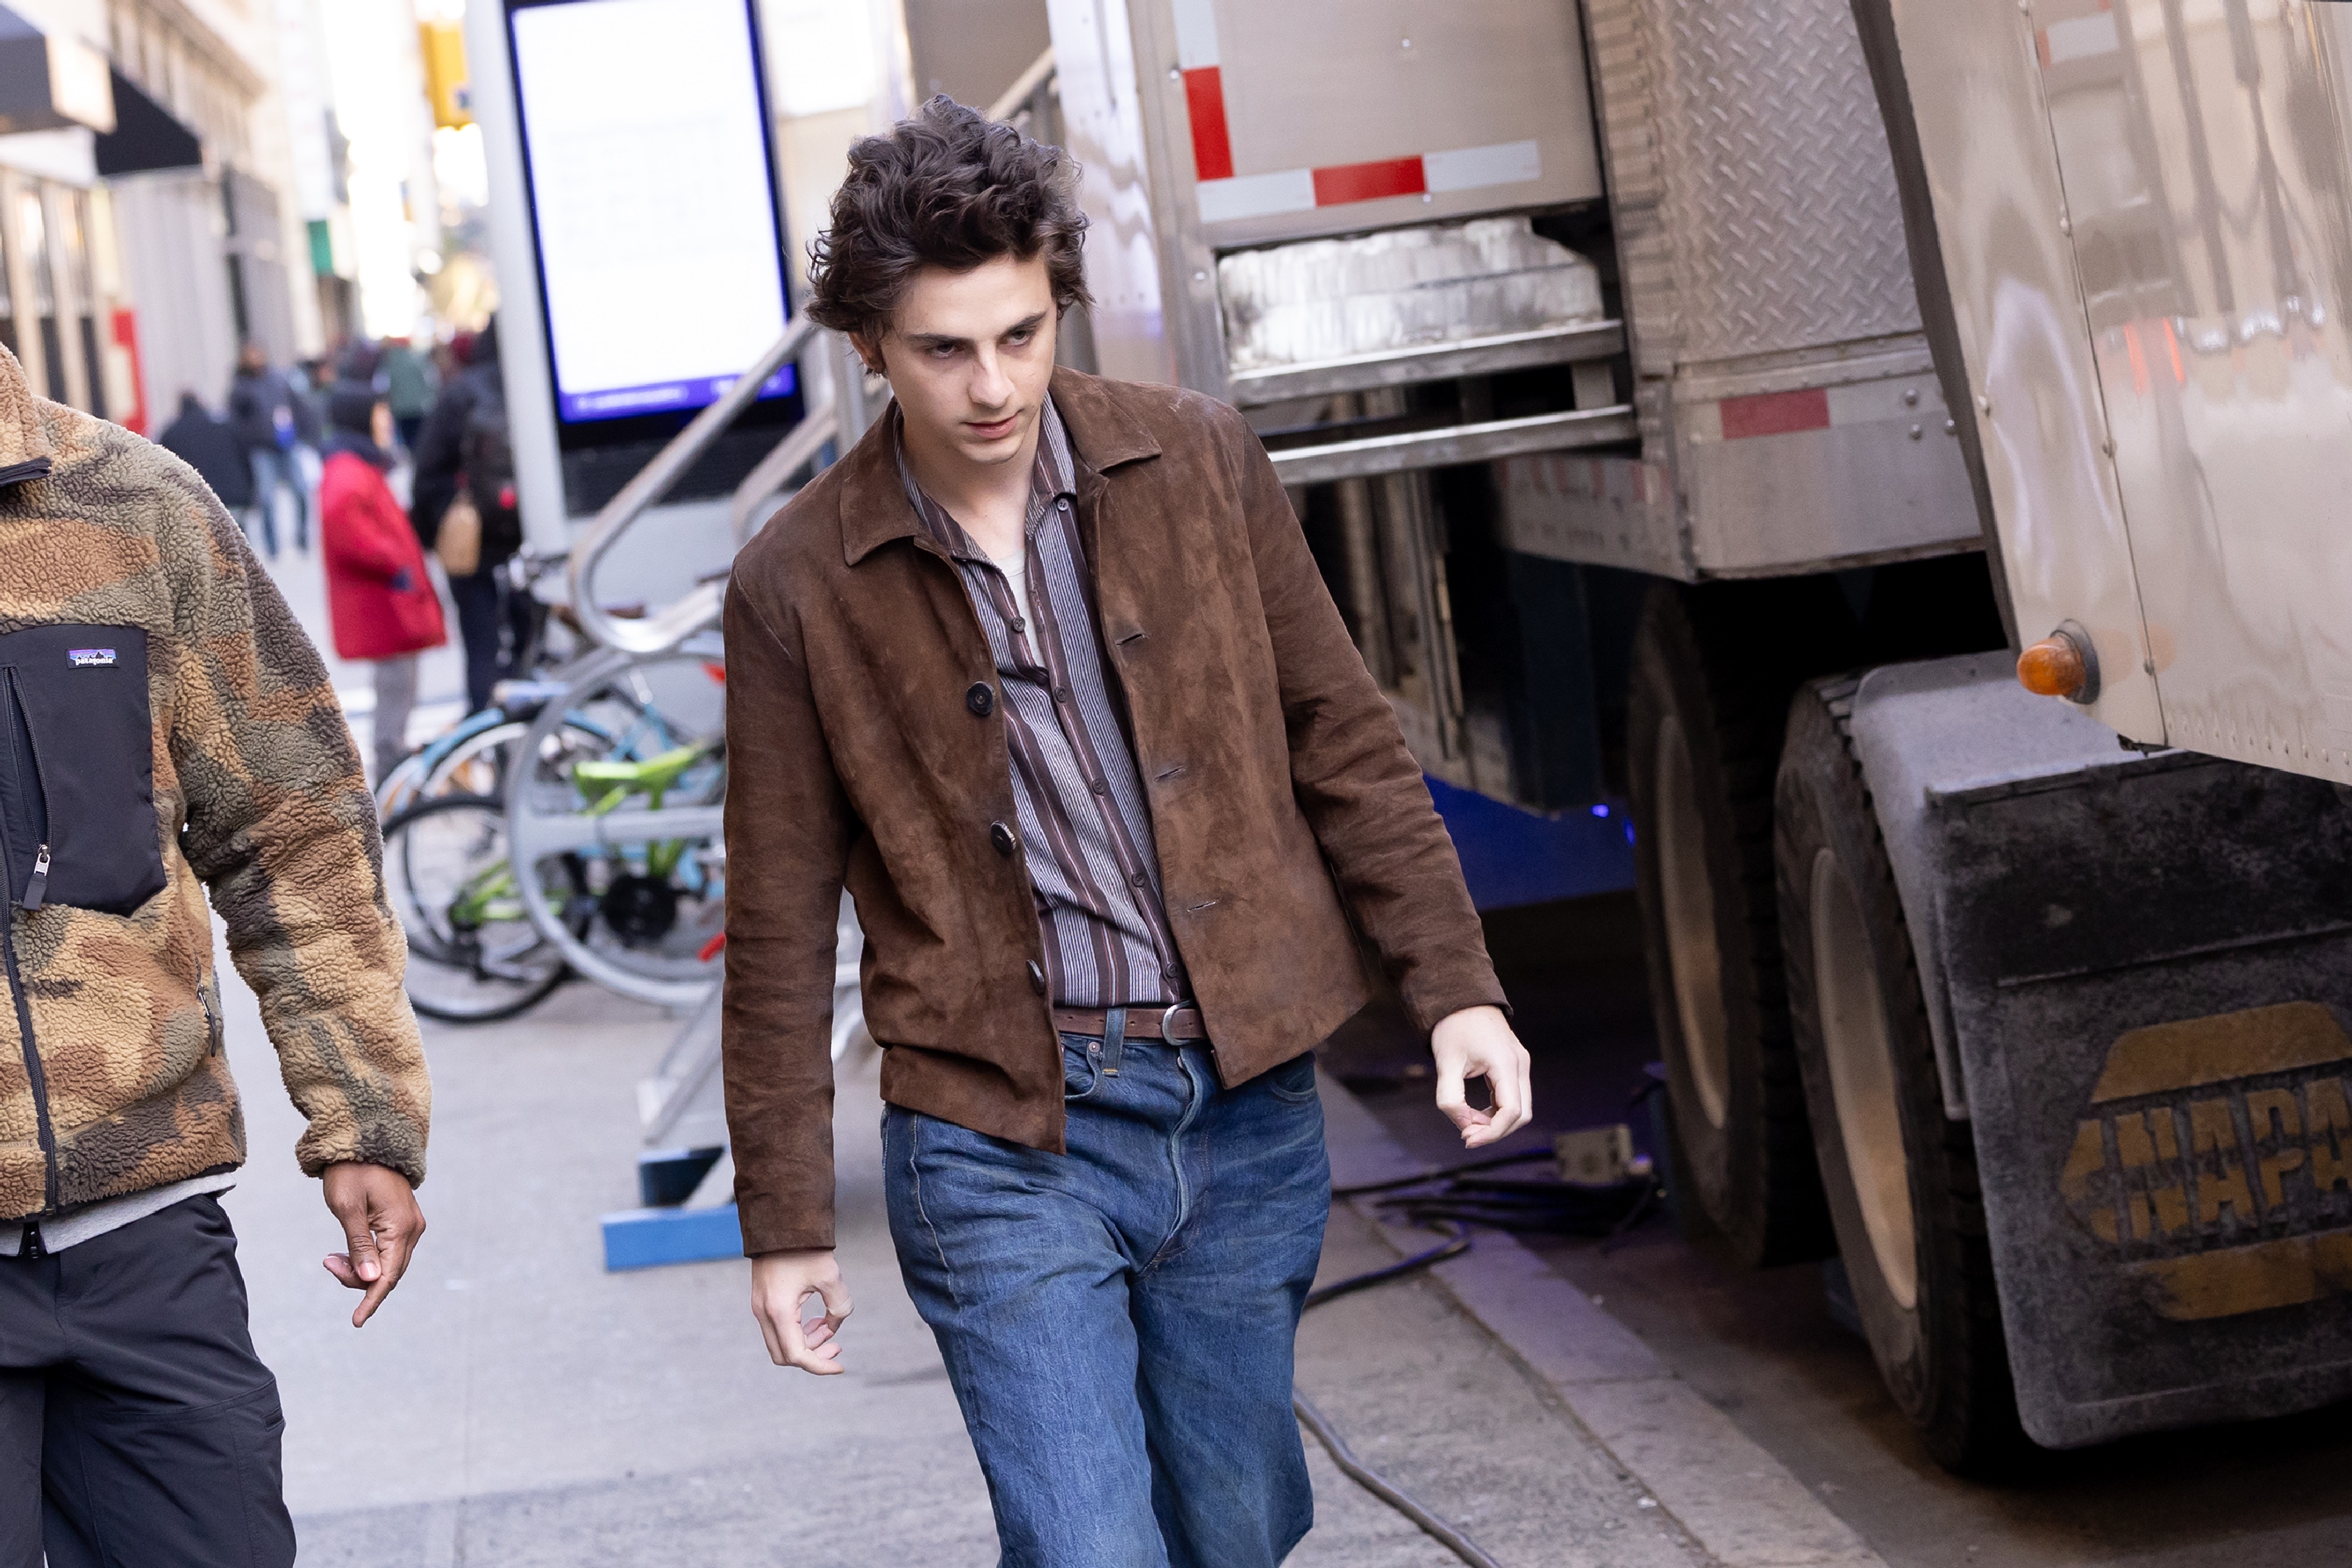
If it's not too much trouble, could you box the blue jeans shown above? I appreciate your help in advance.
[883,1026,1330,1568]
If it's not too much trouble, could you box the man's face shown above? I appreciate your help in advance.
[863,253,1058,472]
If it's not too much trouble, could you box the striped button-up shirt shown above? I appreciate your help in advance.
[895,398,1190,1007]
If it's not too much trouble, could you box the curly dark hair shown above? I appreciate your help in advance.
[804,96,1091,347]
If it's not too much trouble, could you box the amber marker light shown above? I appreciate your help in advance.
[2017,625,2098,703]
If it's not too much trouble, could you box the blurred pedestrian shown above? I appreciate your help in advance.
[289,358,326,525]
[154,390,252,515]
[411,317,526,713]
[381,335,439,454]
[319,384,445,783]
[227,340,311,558]
[0,330,430,1568]
[332,337,383,388]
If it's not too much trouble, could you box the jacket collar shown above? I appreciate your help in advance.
[0,344,55,486]
[839,365,1162,567]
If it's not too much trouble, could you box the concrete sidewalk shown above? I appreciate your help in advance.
[216,949,1738,1566]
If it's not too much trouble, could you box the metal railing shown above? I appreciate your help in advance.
[565,314,850,655]
[987,46,1054,124]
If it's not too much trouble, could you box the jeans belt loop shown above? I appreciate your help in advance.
[1102,1006,1127,1076]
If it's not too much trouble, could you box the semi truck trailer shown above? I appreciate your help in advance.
[1044,0,2352,1470]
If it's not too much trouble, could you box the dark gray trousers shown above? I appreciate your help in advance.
[0,1195,294,1567]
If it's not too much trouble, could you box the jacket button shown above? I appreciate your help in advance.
[967,681,994,717]
[1026,960,1046,994]
[990,822,1017,856]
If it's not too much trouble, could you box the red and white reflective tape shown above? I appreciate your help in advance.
[1171,0,1543,224]
[2036,5,2118,69]
[1682,379,1945,444]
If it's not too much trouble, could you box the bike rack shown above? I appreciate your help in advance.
[506,314,872,1007]
[567,313,848,655]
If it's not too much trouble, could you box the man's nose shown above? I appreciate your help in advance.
[968,347,1013,410]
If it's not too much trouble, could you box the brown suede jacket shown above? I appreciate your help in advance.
[720,368,1502,1254]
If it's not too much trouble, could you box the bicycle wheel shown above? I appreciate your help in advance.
[383,793,569,1024]
[506,646,728,1008]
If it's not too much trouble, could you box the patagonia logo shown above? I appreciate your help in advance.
[2058,1001,2352,1323]
[67,648,116,667]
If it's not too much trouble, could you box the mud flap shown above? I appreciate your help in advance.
[1853,653,2352,1446]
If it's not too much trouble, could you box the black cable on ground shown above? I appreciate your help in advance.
[1291,1388,1508,1568]
[1329,1142,1555,1198]
[1296,1166,1519,1566]
[1374,1175,1653,1236]
[1301,1224,1468,1311]
[1296,1137,1670,1564]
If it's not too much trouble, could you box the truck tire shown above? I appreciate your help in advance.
[1774,677,2025,1474]
[1628,584,1832,1268]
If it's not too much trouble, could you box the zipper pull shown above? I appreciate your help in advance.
[23,844,47,910]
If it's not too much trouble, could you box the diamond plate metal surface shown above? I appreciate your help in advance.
[1585,0,1677,389]
[1657,0,1921,360]
[1592,0,1922,371]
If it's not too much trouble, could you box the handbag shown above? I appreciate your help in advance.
[436,488,482,577]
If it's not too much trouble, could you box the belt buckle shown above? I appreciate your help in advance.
[1160,1002,1191,1042]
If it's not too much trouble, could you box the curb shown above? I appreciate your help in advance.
[1319,1079,1889,1568]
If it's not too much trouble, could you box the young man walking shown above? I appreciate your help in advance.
[723,99,1529,1566]
[0,342,431,1565]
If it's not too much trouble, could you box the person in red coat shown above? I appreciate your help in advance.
[319,385,446,782]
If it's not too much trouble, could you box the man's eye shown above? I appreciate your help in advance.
[928,343,959,359]
[1006,329,1034,346]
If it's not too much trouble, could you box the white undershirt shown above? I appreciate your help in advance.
[992,541,1034,632]
[0,1171,238,1255]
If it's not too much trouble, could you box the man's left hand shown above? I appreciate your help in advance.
[321,1162,426,1327]
[1432,1006,1533,1148]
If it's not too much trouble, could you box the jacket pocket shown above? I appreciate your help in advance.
[0,625,165,916]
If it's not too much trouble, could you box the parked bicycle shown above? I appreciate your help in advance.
[384,639,726,1022]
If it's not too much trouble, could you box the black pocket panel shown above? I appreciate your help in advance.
[0,624,165,915]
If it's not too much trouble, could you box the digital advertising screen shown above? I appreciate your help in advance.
[504,0,795,433]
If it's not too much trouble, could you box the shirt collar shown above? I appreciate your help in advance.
[893,395,1076,564]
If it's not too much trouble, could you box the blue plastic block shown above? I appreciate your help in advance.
[601,1203,743,1272]
[1425,775,1636,911]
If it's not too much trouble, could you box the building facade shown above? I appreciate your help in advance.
[0,0,321,431]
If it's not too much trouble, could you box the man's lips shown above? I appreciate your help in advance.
[965,414,1018,439]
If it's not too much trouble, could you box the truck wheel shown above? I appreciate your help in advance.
[1628,585,1831,1267]
[1775,677,2025,1474]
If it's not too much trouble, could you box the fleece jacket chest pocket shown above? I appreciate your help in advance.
[0,624,165,916]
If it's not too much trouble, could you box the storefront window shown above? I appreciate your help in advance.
[0,200,16,360]
[62,192,100,419]
[18,190,61,403]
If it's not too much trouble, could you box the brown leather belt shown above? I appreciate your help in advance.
[1052,1004,1208,1042]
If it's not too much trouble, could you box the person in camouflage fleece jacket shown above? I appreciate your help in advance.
[0,341,430,1568]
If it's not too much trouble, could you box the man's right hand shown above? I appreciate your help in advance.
[750,1248,852,1374]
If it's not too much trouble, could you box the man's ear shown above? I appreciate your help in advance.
[849,332,885,377]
